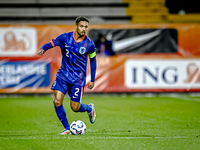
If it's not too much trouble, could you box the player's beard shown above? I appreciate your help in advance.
[77,30,85,38]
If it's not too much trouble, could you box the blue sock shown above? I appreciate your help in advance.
[54,104,70,130]
[78,103,92,112]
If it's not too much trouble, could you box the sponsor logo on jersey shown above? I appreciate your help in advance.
[65,45,70,48]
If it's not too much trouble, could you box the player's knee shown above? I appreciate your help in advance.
[53,98,62,107]
[71,105,79,112]
[70,101,80,112]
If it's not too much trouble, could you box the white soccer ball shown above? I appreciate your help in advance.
[70,120,86,135]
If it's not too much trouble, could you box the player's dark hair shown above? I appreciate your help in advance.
[75,16,89,25]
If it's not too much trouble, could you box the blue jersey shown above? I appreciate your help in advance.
[51,31,96,86]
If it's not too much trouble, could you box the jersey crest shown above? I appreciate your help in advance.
[79,47,86,54]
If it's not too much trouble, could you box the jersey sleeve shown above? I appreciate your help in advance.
[89,41,97,82]
[88,41,96,58]
[51,33,67,48]
[40,33,66,51]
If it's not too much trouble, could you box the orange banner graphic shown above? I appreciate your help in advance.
[0,24,200,93]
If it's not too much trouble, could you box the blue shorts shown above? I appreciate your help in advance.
[51,77,84,103]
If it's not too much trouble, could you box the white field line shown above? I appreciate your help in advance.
[0,136,189,140]
[169,96,200,102]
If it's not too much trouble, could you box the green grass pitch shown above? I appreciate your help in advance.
[0,94,200,150]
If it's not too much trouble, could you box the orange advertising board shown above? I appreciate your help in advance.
[0,24,200,93]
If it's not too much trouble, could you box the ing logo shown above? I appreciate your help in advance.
[1,31,32,51]
[184,63,200,83]
[0,27,37,56]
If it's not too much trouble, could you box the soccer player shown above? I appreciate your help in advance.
[37,16,96,135]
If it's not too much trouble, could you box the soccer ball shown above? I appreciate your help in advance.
[70,120,86,135]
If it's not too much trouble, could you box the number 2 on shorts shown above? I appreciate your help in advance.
[74,88,79,96]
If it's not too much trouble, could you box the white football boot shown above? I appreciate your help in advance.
[88,103,96,123]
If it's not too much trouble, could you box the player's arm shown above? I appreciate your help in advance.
[37,40,55,56]
[88,51,97,90]
[38,33,65,56]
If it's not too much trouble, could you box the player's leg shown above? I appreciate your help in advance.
[70,100,91,112]
[53,90,70,128]
[70,100,96,123]
[51,79,71,134]
[69,84,96,123]
[69,85,91,112]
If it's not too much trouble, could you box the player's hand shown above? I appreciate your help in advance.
[88,82,94,90]
[37,49,45,56]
